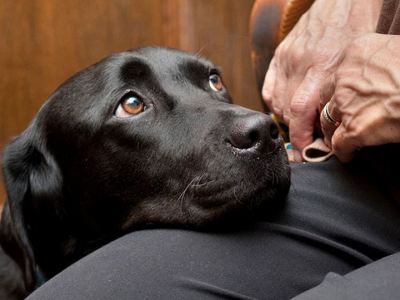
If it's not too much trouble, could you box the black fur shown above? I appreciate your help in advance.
[0,47,290,299]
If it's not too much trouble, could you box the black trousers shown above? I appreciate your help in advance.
[27,155,400,299]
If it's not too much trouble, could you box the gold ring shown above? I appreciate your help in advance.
[323,102,340,127]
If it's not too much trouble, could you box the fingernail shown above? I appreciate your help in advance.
[293,150,302,162]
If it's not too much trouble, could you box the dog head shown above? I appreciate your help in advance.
[1,47,290,289]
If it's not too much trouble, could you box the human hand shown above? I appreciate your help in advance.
[262,0,382,161]
[320,33,400,163]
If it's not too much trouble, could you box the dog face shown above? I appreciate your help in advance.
[0,47,290,295]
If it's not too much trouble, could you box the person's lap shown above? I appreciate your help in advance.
[27,156,400,299]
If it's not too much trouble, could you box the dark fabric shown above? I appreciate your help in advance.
[292,252,400,300]
[26,154,400,300]
[377,0,400,34]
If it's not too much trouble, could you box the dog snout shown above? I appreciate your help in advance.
[227,113,280,154]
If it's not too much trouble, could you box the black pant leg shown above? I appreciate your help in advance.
[27,157,400,300]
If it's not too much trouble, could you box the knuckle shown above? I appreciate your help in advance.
[262,87,272,104]
[289,48,306,71]
[263,97,273,109]
[332,88,350,106]
[283,114,290,125]
[347,35,373,58]
[290,97,310,116]
[333,67,347,81]
[273,106,283,119]
[275,42,288,60]
[352,34,372,49]
[345,120,362,138]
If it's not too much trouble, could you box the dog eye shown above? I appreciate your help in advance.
[115,94,145,117]
[209,74,223,91]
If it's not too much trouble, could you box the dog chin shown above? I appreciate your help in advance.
[186,161,291,226]
[184,187,289,230]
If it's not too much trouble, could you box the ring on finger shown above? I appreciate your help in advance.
[323,102,340,127]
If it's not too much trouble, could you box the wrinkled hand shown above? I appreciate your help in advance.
[320,33,400,163]
[262,0,382,161]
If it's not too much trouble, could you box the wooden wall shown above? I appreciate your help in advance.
[0,0,261,204]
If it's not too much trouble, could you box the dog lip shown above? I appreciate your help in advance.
[191,168,288,208]
[193,141,287,199]
[190,178,284,211]
[192,179,231,197]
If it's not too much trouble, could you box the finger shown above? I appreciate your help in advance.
[321,114,332,148]
[262,57,277,109]
[331,126,356,163]
[270,62,288,121]
[283,74,304,124]
[269,44,290,121]
[319,74,341,148]
[320,100,341,149]
[289,73,322,161]
[282,39,309,124]
[319,73,335,113]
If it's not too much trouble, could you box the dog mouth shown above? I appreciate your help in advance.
[178,147,290,217]
[175,171,289,227]
[191,173,286,208]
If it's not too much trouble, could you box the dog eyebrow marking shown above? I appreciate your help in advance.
[179,60,219,91]
[119,57,176,110]
[119,58,153,83]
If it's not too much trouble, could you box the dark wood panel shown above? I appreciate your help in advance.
[0,0,258,204]
[179,0,261,110]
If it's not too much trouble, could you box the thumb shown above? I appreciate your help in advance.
[289,73,323,161]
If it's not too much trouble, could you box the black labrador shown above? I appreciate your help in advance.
[0,47,290,299]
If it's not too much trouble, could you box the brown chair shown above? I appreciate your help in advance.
[249,0,314,96]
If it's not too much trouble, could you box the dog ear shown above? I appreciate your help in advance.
[1,126,63,291]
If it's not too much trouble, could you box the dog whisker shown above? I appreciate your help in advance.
[189,173,215,187]
[194,43,210,57]
[191,180,216,187]
[233,187,243,205]
[176,175,199,205]
[191,174,216,187]
[196,173,206,185]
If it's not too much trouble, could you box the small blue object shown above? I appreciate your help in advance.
[285,143,292,150]
[36,268,46,286]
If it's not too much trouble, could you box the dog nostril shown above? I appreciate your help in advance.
[228,128,256,149]
[228,119,264,150]
[270,122,279,140]
[228,113,280,152]
[249,130,259,147]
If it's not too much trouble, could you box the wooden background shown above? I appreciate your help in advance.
[0,0,262,204]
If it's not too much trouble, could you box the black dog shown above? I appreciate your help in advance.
[0,47,290,299]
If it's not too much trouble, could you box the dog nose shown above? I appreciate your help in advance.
[228,113,280,153]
